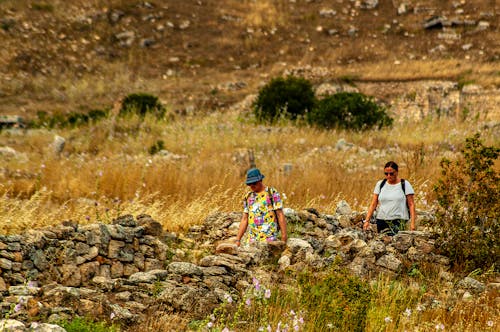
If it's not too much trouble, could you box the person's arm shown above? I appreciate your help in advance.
[275,209,287,242]
[407,194,416,231]
[236,213,248,246]
[363,194,379,230]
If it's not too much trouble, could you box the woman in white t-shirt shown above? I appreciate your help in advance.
[363,161,416,235]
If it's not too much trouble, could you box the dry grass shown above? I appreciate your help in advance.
[1,110,498,235]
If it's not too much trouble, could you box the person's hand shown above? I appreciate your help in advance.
[235,239,241,246]
[363,221,370,230]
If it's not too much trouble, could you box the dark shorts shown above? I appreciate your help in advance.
[376,219,407,236]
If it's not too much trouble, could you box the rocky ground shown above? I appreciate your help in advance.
[0,0,498,117]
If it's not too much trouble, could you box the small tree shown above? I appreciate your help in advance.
[253,76,315,122]
[430,133,499,272]
[119,93,166,118]
[307,92,393,130]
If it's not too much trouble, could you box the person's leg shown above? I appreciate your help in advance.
[386,220,402,236]
[376,219,389,234]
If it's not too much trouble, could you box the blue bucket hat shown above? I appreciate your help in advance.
[245,168,265,184]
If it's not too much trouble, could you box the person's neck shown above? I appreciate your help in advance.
[388,178,400,185]
[253,184,266,193]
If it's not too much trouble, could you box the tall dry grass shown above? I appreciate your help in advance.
[1,111,498,235]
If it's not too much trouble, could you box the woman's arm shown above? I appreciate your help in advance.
[363,194,379,230]
[407,194,416,231]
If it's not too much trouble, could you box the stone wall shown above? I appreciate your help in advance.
[0,207,492,331]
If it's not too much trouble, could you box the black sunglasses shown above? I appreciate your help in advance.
[384,172,395,176]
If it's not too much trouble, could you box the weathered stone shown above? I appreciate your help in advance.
[109,303,138,323]
[108,240,125,259]
[0,257,12,270]
[215,242,238,254]
[335,200,352,215]
[128,272,158,284]
[376,254,402,272]
[0,319,26,331]
[29,322,67,332]
[0,277,7,291]
[91,276,116,291]
[457,277,486,294]
[111,261,124,278]
[144,258,163,271]
[168,262,203,276]
[113,215,136,227]
[393,232,413,252]
[136,214,163,236]
[80,262,100,283]
[123,264,139,276]
[53,135,65,155]
[59,264,81,287]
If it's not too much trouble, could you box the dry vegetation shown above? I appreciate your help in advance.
[0,0,499,331]
[1,111,497,235]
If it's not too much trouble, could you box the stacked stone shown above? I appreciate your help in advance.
[1,215,168,289]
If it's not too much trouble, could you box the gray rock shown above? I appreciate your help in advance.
[361,0,378,9]
[0,319,26,331]
[167,262,203,276]
[335,200,352,215]
[128,272,158,284]
[28,322,67,332]
[376,254,402,272]
[457,277,486,294]
[52,135,65,155]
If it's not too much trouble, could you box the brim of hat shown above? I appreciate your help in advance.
[245,175,264,184]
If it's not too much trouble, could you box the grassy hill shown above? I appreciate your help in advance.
[0,0,498,117]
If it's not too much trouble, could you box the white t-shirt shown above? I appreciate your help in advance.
[374,180,415,220]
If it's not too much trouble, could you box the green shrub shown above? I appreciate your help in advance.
[298,270,371,331]
[30,109,108,128]
[253,76,315,122]
[308,92,393,130]
[119,93,166,118]
[59,317,120,332]
[148,140,165,155]
[430,133,499,272]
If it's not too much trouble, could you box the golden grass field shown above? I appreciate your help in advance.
[1,110,497,235]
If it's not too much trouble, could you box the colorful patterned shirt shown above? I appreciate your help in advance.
[243,187,283,244]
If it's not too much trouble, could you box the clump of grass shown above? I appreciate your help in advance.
[58,316,120,332]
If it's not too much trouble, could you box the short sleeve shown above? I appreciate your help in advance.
[243,193,249,213]
[404,181,415,195]
[373,180,383,194]
[270,188,283,210]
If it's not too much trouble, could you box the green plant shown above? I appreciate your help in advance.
[148,140,165,155]
[31,2,54,11]
[29,109,108,128]
[59,317,120,332]
[308,92,393,130]
[119,93,166,118]
[430,133,499,272]
[253,76,315,123]
[298,270,371,332]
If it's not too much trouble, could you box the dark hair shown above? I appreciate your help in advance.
[384,161,399,171]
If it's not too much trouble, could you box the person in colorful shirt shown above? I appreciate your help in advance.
[235,168,287,246]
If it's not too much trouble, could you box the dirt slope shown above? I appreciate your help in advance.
[0,0,498,116]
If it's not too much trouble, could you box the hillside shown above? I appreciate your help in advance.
[0,0,498,117]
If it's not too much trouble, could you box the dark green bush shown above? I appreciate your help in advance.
[119,93,166,118]
[308,92,393,130]
[253,76,315,122]
[430,134,499,272]
[148,140,165,155]
[30,109,108,128]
